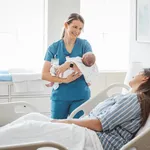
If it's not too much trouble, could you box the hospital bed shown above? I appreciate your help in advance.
[0,101,39,127]
[69,83,130,119]
[0,101,67,150]
[0,83,150,150]
[0,141,67,150]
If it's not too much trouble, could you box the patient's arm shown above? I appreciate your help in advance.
[51,118,102,132]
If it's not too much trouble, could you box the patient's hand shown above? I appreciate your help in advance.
[50,119,57,123]
[45,82,54,87]
[50,119,69,124]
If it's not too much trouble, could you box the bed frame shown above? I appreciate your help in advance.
[0,141,67,150]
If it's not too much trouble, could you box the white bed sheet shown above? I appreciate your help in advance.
[0,113,103,150]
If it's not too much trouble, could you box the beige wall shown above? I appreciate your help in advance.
[130,0,150,67]
[90,72,126,97]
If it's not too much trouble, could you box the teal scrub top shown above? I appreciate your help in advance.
[44,38,92,101]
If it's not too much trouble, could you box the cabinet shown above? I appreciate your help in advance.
[0,82,52,116]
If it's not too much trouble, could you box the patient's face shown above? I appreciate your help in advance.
[129,71,145,88]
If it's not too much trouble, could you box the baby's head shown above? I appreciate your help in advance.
[82,52,96,67]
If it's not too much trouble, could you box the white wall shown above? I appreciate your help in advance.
[130,0,150,68]
[47,0,80,47]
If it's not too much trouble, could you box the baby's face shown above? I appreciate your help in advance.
[82,53,95,67]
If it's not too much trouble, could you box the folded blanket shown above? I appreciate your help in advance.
[0,70,12,81]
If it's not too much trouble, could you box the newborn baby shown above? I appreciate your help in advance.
[82,52,96,67]
[46,52,97,89]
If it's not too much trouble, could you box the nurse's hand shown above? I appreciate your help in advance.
[64,72,82,83]
[87,83,91,86]
[72,63,81,73]
[56,62,70,76]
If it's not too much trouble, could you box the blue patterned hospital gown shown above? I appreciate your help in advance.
[89,93,141,150]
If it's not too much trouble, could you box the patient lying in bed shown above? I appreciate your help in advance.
[0,69,150,150]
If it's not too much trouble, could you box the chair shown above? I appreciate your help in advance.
[0,101,39,126]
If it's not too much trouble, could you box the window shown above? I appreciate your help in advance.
[0,0,45,70]
[80,0,130,71]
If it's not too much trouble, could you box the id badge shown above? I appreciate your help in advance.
[51,55,59,66]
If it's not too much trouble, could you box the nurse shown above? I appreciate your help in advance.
[42,13,93,119]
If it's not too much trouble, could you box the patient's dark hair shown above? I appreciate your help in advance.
[61,13,84,39]
[136,68,150,126]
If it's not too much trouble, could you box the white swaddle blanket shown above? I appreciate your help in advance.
[66,57,99,83]
[50,56,99,90]
[0,113,103,150]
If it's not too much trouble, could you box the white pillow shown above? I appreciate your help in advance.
[136,115,150,136]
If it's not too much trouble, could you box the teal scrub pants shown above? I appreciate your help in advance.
[50,99,87,119]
